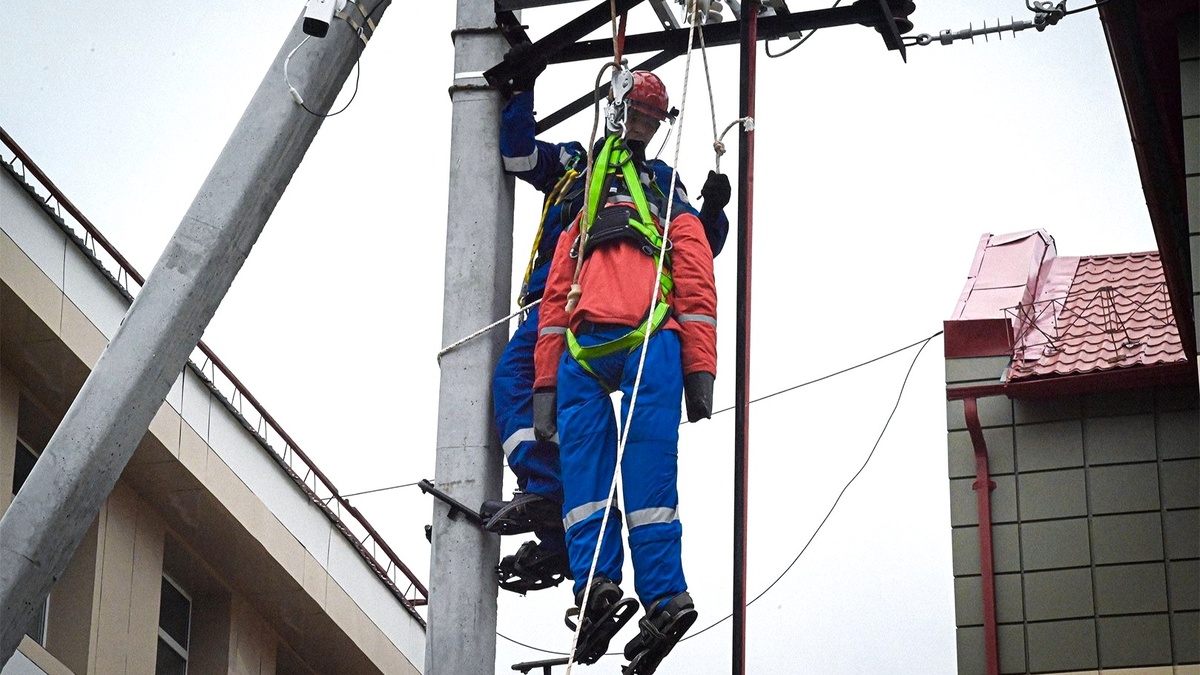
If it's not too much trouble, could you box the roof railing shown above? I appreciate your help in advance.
[0,126,429,620]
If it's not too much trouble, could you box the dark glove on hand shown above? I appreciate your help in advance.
[700,171,731,211]
[683,372,715,423]
[505,42,547,93]
[533,389,558,441]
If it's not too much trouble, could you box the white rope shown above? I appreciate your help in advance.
[695,8,723,172]
[436,299,541,362]
[564,1,703,670]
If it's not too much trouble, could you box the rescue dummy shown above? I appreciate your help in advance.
[532,77,719,673]
[483,43,730,604]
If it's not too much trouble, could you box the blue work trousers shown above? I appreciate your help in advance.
[493,304,565,551]
[559,327,687,608]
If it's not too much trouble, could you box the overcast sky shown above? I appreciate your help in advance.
[0,1,1157,673]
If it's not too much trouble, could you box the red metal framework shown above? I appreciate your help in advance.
[0,126,429,619]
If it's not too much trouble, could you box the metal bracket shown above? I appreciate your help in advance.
[512,657,570,674]
[418,479,488,527]
[649,0,681,29]
[874,0,907,61]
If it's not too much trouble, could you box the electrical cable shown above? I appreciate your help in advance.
[282,0,387,118]
[363,331,946,502]
[496,330,942,657]
[1062,0,1109,15]
[764,0,841,58]
[340,481,422,499]
[703,331,941,419]
[680,331,939,643]
[285,35,362,117]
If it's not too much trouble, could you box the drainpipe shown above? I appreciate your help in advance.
[964,397,1000,675]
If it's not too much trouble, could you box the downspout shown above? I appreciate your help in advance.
[964,397,1000,675]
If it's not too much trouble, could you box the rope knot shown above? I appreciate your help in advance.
[713,140,726,156]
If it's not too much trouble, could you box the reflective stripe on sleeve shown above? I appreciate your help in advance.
[676,313,717,327]
[563,499,620,531]
[627,506,679,529]
[559,147,577,168]
[503,147,539,173]
[540,326,568,337]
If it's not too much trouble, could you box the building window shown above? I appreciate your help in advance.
[12,438,47,645]
[23,596,47,646]
[12,437,36,495]
[156,576,190,675]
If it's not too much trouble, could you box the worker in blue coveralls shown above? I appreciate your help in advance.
[480,42,731,600]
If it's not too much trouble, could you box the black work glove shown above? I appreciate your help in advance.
[683,372,715,423]
[698,171,731,256]
[533,388,558,441]
[699,171,731,212]
[504,42,547,93]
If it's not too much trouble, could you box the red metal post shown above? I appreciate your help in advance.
[964,398,1000,675]
[733,3,757,675]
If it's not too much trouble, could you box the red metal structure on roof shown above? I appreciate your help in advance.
[946,229,1193,399]
[1008,251,1183,380]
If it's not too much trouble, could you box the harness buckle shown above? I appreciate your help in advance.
[641,237,671,258]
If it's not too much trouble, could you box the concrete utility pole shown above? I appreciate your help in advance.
[424,1,513,673]
[0,6,388,665]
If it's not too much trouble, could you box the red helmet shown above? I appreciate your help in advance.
[626,70,670,122]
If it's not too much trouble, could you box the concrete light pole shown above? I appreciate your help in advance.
[423,0,514,673]
[0,5,389,665]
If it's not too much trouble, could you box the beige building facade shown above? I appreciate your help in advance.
[1,132,425,673]
[942,4,1199,673]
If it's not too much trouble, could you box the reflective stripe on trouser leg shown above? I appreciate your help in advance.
[558,326,686,604]
[615,330,686,608]
[492,304,563,504]
[558,331,629,597]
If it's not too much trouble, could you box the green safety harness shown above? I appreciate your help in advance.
[565,134,675,380]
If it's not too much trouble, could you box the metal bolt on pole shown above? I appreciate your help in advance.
[0,6,388,665]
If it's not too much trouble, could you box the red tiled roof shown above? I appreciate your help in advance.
[1007,252,1185,380]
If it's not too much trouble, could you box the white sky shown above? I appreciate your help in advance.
[0,1,1157,673]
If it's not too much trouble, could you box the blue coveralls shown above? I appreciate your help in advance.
[559,328,686,607]
[495,90,729,563]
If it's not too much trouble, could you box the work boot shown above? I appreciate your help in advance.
[622,592,698,674]
[480,491,562,536]
[496,540,571,595]
[563,577,638,665]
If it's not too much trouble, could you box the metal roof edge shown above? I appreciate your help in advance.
[947,359,1196,401]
